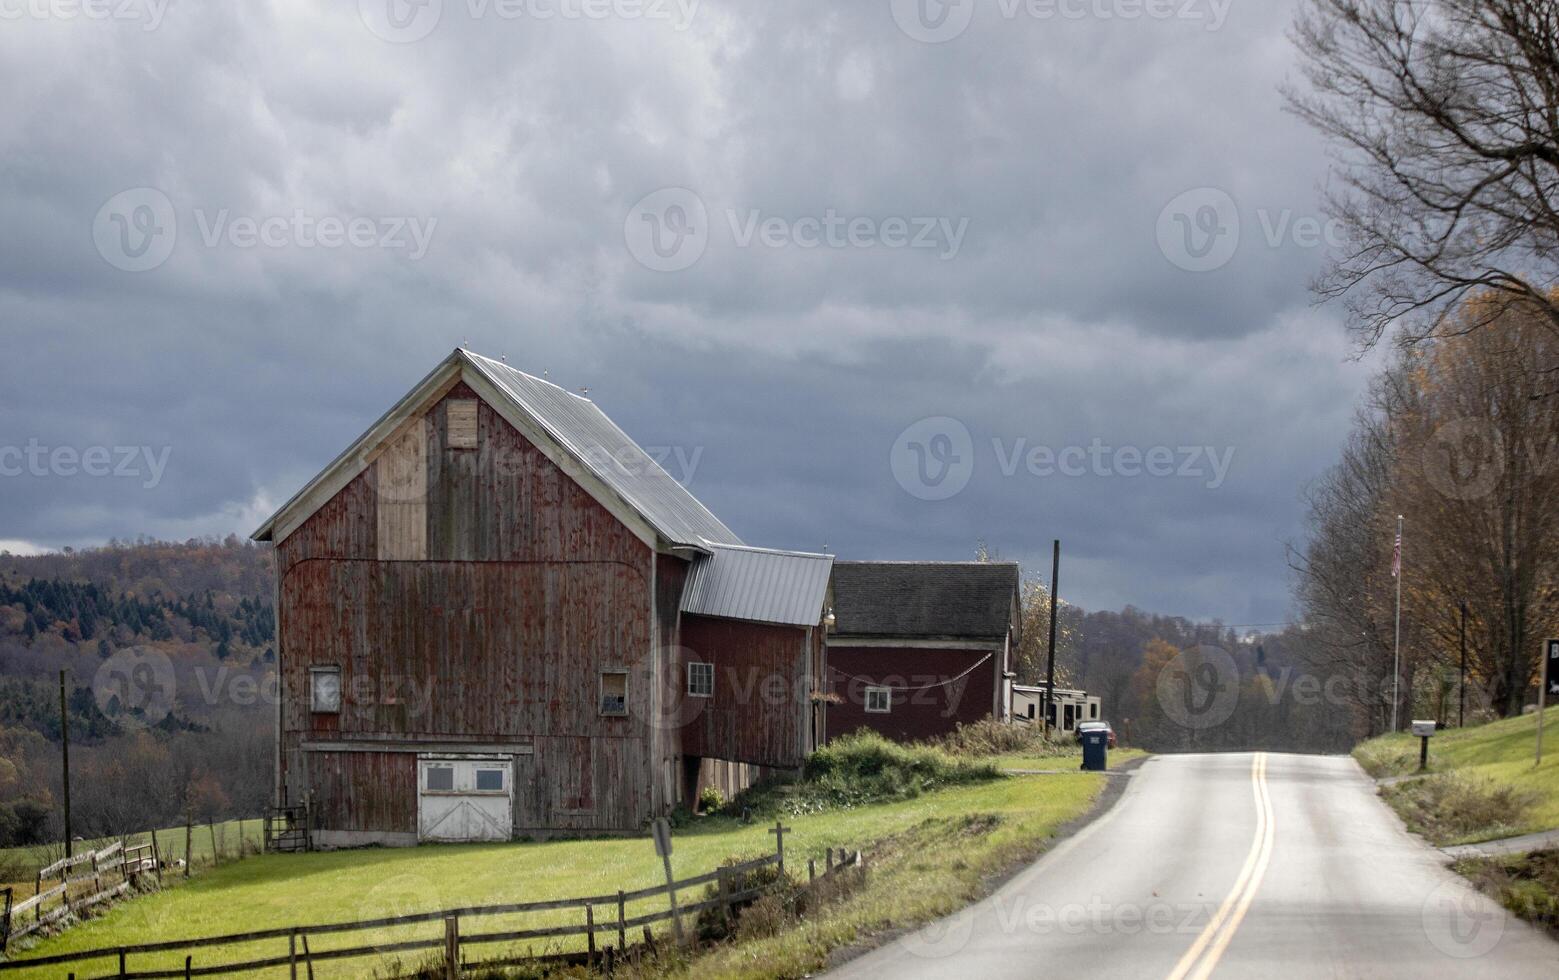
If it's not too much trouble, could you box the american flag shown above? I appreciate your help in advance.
[1391,526,1401,578]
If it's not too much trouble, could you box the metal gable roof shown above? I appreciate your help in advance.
[680,544,834,627]
[253,348,743,549]
[463,352,742,548]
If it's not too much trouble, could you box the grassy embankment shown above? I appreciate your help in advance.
[1354,708,1559,937]
[1352,706,1559,846]
[4,732,1108,980]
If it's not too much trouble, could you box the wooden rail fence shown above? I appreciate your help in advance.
[5,839,162,947]
[0,826,867,980]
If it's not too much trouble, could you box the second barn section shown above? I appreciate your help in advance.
[823,561,1020,743]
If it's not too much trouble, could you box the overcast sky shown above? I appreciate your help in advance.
[0,0,1380,625]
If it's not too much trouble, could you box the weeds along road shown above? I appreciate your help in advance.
[828,753,1559,979]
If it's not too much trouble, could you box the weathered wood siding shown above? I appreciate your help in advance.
[275,385,659,834]
[306,752,417,834]
[825,645,1000,743]
[678,615,811,769]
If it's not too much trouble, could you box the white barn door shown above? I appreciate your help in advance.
[418,757,514,843]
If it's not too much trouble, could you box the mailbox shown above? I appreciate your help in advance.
[1411,720,1436,738]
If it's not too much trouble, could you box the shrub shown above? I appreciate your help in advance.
[1382,773,1538,845]
[729,731,1002,818]
[933,718,1070,758]
[694,855,796,942]
[698,786,725,815]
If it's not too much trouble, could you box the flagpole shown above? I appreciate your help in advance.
[1392,514,1403,733]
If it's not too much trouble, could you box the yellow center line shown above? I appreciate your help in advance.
[1165,753,1274,980]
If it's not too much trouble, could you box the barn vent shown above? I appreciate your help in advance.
[447,399,479,449]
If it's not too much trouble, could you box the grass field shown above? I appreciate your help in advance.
[2,773,1104,980]
[1353,707,1559,845]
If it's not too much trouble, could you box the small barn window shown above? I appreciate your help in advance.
[865,686,891,714]
[447,400,478,449]
[600,670,628,716]
[310,666,342,713]
[1027,703,1037,720]
[475,768,505,792]
[687,662,714,698]
[425,765,454,791]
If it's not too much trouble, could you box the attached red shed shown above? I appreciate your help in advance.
[824,562,1020,744]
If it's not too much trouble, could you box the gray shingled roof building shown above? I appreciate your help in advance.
[829,561,1022,642]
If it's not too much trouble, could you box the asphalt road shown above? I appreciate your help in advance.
[828,752,1559,979]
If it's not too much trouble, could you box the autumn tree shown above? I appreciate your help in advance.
[1297,294,1559,724]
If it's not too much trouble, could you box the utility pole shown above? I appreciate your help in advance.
[1458,601,1467,728]
[59,669,72,860]
[1391,515,1403,733]
[1042,539,1060,733]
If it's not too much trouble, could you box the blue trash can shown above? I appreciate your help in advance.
[1081,730,1108,771]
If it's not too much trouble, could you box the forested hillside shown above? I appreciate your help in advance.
[0,538,275,850]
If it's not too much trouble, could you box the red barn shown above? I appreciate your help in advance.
[824,561,1019,743]
[254,349,832,845]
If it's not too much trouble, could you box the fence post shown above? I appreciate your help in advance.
[444,915,459,980]
[184,810,193,879]
[288,928,297,980]
[617,889,627,951]
[807,858,815,884]
[768,821,790,874]
[33,868,42,926]
[716,866,732,931]
[2,885,12,952]
[585,904,596,963]
[151,830,164,883]
[117,946,126,978]
[184,954,192,979]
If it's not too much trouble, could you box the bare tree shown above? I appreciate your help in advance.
[1287,1,1559,347]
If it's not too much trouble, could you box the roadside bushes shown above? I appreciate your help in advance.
[693,852,868,945]
[800,731,998,800]
[1382,773,1538,846]
[736,731,1000,817]
[933,717,1071,758]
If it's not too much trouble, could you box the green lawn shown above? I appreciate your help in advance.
[676,773,1101,979]
[3,775,1104,979]
[1353,707,1559,843]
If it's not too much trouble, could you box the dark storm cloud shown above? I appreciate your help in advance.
[0,1,1374,622]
